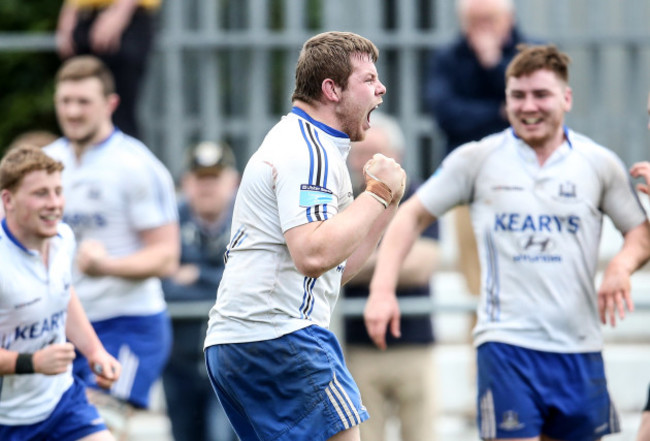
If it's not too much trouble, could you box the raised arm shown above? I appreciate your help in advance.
[285,153,405,280]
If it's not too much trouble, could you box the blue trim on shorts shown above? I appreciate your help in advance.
[73,311,172,408]
[0,377,107,441]
[205,325,368,441]
[476,342,620,440]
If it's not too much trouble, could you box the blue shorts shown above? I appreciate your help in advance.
[73,312,172,408]
[204,325,369,441]
[0,377,107,441]
[477,342,620,440]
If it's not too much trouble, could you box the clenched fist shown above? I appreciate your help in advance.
[33,342,76,375]
[364,153,407,205]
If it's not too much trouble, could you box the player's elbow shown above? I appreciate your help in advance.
[294,255,331,279]
[158,257,179,278]
[296,261,327,279]
[155,247,180,278]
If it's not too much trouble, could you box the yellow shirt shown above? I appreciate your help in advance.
[66,0,161,10]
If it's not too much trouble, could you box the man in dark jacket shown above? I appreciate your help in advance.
[424,0,534,308]
[425,0,531,153]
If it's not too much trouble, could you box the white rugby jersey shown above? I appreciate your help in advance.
[418,128,646,353]
[204,108,354,345]
[44,130,178,321]
[0,221,75,425]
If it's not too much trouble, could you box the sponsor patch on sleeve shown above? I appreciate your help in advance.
[299,184,334,207]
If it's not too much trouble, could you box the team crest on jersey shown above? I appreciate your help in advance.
[87,185,102,200]
[498,410,525,431]
[299,184,334,207]
[558,181,577,198]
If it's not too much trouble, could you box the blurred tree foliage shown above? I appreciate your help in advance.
[0,0,62,156]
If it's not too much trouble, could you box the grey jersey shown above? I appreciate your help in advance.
[417,128,646,352]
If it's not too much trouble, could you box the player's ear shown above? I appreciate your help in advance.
[321,79,341,103]
[107,93,120,114]
[563,85,573,112]
[1,189,14,213]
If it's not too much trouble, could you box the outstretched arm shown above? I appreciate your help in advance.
[364,195,437,350]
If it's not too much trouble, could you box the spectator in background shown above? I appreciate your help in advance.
[630,91,650,441]
[55,0,160,139]
[44,55,179,439]
[0,145,120,441]
[162,141,239,441]
[344,112,439,441]
[424,0,533,312]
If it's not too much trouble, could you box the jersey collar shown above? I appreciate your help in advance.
[291,107,349,139]
[510,125,573,149]
[1,218,39,256]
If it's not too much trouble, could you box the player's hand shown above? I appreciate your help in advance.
[90,7,130,53]
[597,260,633,327]
[630,161,650,195]
[33,342,76,375]
[364,154,406,199]
[390,172,407,206]
[88,350,121,390]
[172,264,200,285]
[76,240,108,277]
[467,30,502,68]
[364,288,401,350]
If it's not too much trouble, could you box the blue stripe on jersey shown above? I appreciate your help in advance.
[298,120,330,222]
[300,277,316,319]
[484,231,500,321]
[313,130,329,219]
[224,225,247,263]
[298,120,316,223]
[299,121,316,187]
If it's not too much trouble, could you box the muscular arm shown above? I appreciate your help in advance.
[349,236,439,288]
[284,192,389,280]
[364,195,438,349]
[78,222,180,279]
[598,220,650,326]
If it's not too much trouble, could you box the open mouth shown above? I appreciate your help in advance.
[367,103,381,125]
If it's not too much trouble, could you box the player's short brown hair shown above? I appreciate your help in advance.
[506,44,571,84]
[291,31,379,104]
[0,145,64,192]
[56,55,116,96]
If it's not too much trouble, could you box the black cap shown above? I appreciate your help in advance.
[188,141,236,175]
